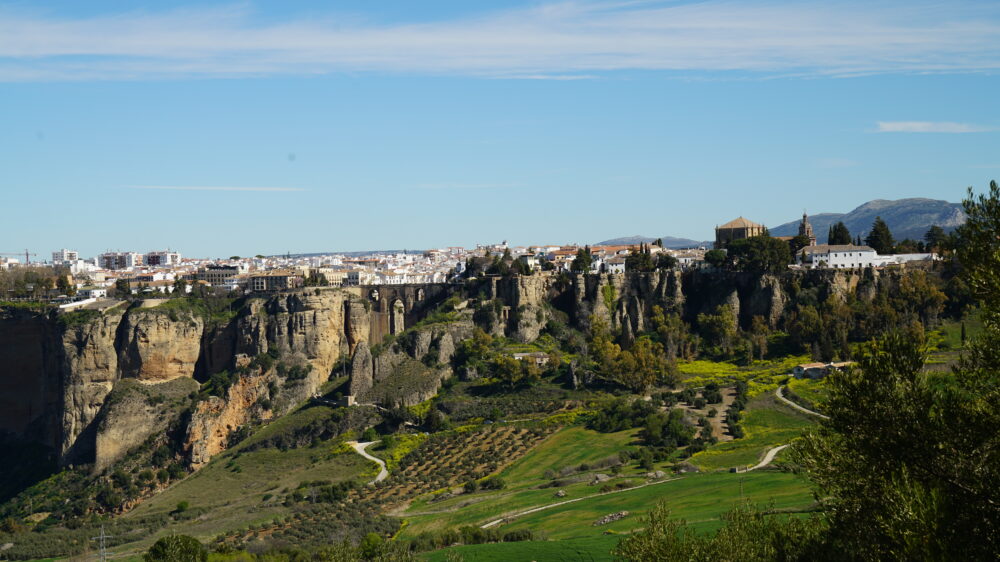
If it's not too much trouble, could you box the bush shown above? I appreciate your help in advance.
[173,501,189,514]
[144,535,207,562]
[361,427,378,442]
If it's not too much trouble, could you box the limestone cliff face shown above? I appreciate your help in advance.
[569,271,685,338]
[260,290,350,397]
[59,307,127,463]
[487,275,555,342]
[118,310,203,382]
[92,377,198,472]
[185,370,274,468]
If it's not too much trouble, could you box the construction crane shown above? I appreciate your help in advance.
[0,249,38,264]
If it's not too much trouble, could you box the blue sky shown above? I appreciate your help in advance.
[1,1,999,258]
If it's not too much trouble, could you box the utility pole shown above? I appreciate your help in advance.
[739,476,745,500]
[91,524,113,562]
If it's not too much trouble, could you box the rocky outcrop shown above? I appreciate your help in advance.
[118,310,203,382]
[348,341,373,397]
[93,377,198,472]
[59,307,127,463]
[184,370,274,468]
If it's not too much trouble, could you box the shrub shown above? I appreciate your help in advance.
[144,535,207,562]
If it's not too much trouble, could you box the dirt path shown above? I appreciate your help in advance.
[349,441,388,484]
[744,444,789,471]
[480,477,680,529]
[775,386,829,419]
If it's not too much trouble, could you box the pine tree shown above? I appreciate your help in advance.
[865,216,895,254]
[829,221,852,245]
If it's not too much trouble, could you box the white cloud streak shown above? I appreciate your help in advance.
[875,121,996,133]
[130,186,305,192]
[1,1,1000,81]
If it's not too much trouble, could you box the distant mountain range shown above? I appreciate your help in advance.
[598,198,965,248]
[594,235,711,249]
[769,198,966,244]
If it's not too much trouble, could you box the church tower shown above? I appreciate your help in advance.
[798,212,817,246]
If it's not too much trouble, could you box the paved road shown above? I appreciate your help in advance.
[350,441,388,484]
[776,385,829,419]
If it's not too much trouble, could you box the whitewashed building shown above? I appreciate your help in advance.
[801,245,879,269]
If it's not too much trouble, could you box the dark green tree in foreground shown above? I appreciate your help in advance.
[614,182,1000,561]
[144,535,207,562]
[828,221,852,245]
[864,216,895,254]
[792,181,1000,560]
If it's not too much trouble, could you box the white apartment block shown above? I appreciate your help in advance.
[99,252,143,270]
[145,250,182,267]
[52,249,79,263]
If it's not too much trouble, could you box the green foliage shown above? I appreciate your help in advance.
[144,534,208,562]
[864,215,896,254]
[828,221,852,245]
[612,500,826,561]
[624,244,655,272]
[726,235,792,274]
[571,246,593,272]
[704,249,726,267]
[57,308,100,328]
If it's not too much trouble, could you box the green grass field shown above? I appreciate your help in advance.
[401,426,641,537]
[422,535,621,562]
[688,393,816,471]
[678,355,807,397]
[422,471,814,561]
[786,378,829,409]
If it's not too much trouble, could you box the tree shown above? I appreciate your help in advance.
[923,225,947,251]
[864,216,895,254]
[570,246,593,272]
[625,244,654,272]
[788,234,811,256]
[655,253,678,270]
[55,275,75,296]
[828,221,852,245]
[703,249,726,268]
[114,278,131,297]
[144,535,207,562]
[749,315,769,360]
[726,235,792,274]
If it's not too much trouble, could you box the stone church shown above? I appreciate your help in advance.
[714,217,766,249]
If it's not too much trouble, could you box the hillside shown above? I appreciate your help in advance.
[769,198,965,243]
[0,267,973,560]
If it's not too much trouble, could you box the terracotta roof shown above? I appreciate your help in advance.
[717,216,764,229]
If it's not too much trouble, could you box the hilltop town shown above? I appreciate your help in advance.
[1,213,945,308]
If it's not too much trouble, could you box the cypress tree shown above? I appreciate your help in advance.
[865,216,896,254]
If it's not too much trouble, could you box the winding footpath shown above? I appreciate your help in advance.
[744,444,790,472]
[480,477,680,529]
[350,441,389,484]
[775,385,829,419]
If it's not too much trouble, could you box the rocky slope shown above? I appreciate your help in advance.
[0,268,931,477]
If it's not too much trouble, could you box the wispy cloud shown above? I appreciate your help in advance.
[129,186,305,192]
[2,1,1000,81]
[413,182,520,190]
[875,121,996,133]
